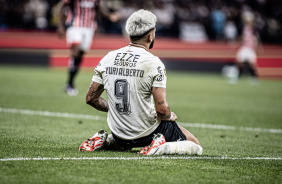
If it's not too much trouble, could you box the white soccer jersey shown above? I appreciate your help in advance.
[92,45,167,140]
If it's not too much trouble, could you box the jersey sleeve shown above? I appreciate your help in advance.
[91,54,109,85]
[151,58,167,88]
[92,63,103,84]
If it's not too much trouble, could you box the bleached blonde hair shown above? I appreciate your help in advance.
[125,9,157,37]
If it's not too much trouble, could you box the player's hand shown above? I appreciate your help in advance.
[109,12,120,22]
[170,112,178,121]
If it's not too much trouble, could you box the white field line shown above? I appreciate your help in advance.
[0,156,281,162]
[1,107,281,134]
[178,122,282,134]
[0,107,105,121]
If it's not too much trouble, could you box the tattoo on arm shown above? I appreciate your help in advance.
[152,86,171,120]
[156,101,171,120]
[156,106,171,120]
[86,82,109,112]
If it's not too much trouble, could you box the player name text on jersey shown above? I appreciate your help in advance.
[106,67,144,78]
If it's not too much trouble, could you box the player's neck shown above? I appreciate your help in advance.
[129,42,148,50]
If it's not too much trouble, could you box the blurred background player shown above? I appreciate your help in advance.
[57,0,114,96]
[233,11,260,84]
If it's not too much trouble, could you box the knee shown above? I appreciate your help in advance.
[71,46,84,58]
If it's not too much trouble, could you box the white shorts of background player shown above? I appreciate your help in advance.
[66,26,95,51]
[236,46,257,64]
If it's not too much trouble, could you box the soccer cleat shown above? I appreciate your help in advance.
[65,85,78,96]
[138,133,166,156]
[79,130,108,152]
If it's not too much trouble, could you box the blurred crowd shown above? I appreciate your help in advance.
[0,0,281,44]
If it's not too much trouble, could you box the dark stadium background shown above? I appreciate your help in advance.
[0,0,281,78]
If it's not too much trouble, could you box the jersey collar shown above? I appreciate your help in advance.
[129,42,147,50]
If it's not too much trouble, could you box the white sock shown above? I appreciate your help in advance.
[154,141,203,155]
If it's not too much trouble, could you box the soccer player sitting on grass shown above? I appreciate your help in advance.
[79,9,203,156]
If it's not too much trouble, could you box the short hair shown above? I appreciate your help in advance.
[125,9,157,37]
[129,28,155,42]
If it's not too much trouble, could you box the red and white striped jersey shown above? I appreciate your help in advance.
[64,0,99,29]
[242,25,257,50]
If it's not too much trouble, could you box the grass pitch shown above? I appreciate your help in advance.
[0,65,281,184]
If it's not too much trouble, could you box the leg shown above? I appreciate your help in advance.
[79,129,108,152]
[247,61,259,85]
[248,62,258,78]
[162,124,203,155]
[65,45,84,96]
[67,45,84,88]
[178,124,201,146]
[163,141,203,155]
[79,130,127,152]
[138,122,203,156]
[103,134,128,151]
[138,133,203,156]
[236,61,244,78]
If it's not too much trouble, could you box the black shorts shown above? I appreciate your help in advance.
[112,121,186,149]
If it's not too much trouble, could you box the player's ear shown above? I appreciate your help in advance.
[147,34,153,43]
[148,28,156,42]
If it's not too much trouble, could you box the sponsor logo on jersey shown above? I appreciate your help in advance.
[156,66,165,82]
[114,53,140,68]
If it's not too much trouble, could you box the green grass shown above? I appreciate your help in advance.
[0,65,281,184]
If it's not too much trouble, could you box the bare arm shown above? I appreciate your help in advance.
[96,0,111,18]
[97,0,119,22]
[152,87,177,121]
[57,0,68,38]
[86,81,109,112]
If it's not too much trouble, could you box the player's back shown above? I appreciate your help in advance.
[93,45,167,140]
